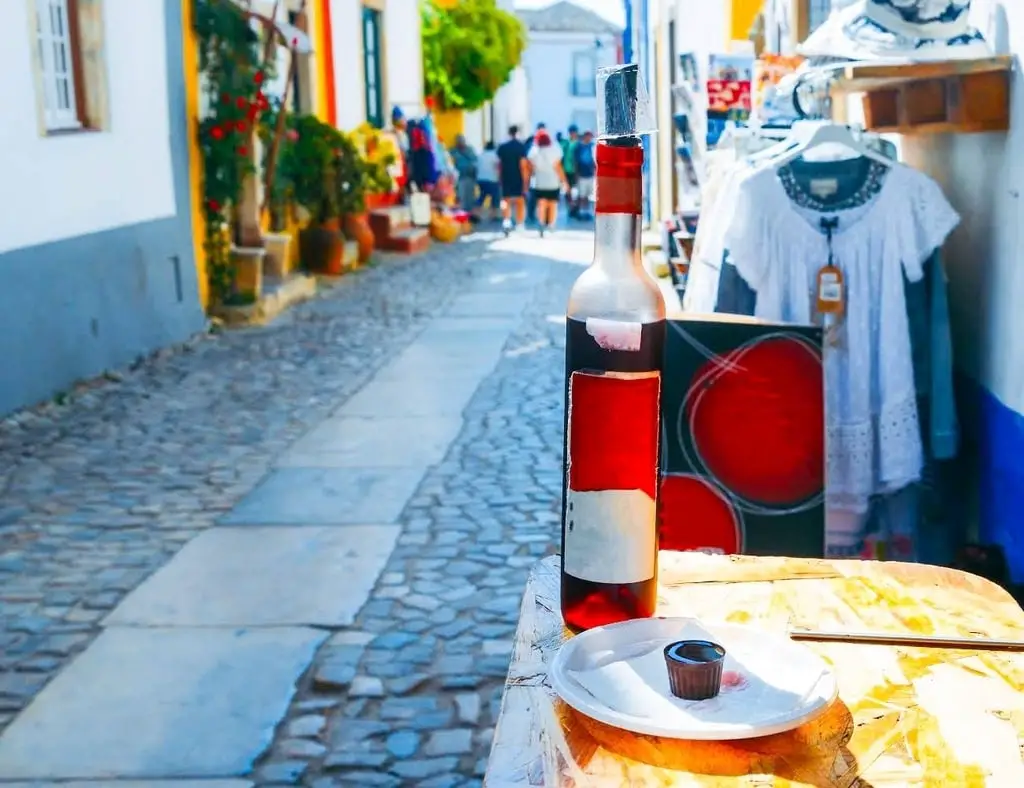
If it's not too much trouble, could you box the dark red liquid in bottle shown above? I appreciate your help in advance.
[560,318,665,632]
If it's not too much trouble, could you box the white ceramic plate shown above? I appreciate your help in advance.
[549,616,838,740]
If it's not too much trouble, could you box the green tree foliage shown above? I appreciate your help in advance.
[421,0,526,112]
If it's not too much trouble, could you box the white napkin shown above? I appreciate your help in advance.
[568,622,826,732]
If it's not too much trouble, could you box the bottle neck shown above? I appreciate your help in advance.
[592,213,643,275]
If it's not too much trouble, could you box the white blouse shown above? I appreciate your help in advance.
[724,161,960,514]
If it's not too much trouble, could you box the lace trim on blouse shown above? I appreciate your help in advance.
[777,159,889,212]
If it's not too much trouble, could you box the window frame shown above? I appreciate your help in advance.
[361,5,384,128]
[35,0,87,133]
[570,50,598,99]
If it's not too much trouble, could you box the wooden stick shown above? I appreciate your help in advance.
[789,629,1024,652]
[261,0,306,221]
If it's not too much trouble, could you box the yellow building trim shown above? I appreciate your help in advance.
[433,109,464,149]
[728,0,762,43]
[309,1,329,122]
[182,0,209,309]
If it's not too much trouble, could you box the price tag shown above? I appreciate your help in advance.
[816,264,844,316]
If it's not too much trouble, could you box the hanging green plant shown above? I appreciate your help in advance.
[193,0,274,304]
[421,0,526,112]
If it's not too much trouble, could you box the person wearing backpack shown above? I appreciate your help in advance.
[562,125,579,216]
[573,130,597,220]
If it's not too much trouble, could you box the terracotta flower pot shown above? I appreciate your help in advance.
[343,212,375,264]
[299,222,345,276]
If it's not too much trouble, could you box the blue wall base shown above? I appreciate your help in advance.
[959,374,1024,583]
[0,219,206,417]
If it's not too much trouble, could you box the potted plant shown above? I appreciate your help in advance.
[280,114,346,275]
[334,133,376,266]
[259,104,295,279]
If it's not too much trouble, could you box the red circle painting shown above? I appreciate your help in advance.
[684,335,824,507]
[658,474,742,554]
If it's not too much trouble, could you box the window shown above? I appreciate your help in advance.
[287,10,306,113]
[571,51,597,98]
[808,0,833,35]
[35,0,84,131]
[362,6,384,128]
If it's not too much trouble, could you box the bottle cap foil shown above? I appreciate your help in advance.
[596,64,657,140]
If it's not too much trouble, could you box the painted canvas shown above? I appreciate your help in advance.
[660,315,826,557]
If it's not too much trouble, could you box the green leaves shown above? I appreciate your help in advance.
[421,0,526,112]
[193,0,274,303]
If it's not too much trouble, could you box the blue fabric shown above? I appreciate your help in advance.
[928,251,959,459]
[960,375,1024,582]
[715,253,757,316]
[476,180,500,207]
[574,142,596,178]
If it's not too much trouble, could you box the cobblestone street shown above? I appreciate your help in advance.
[0,228,589,786]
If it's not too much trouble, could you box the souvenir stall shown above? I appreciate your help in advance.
[670,0,1011,568]
[399,101,471,239]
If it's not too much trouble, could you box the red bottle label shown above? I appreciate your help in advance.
[565,370,660,585]
[595,143,643,215]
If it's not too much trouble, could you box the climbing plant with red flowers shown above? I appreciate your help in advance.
[193,0,274,303]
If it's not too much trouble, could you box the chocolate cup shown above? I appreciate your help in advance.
[664,639,726,700]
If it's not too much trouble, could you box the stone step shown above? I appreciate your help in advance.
[368,207,412,242]
[378,227,431,254]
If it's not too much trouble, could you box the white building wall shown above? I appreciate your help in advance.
[896,0,1021,419]
[330,0,422,130]
[833,1,1024,574]
[0,0,176,255]
[384,0,424,120]
[522,31,619,135]
[330,0,365,129]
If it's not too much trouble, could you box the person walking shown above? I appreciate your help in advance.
[475,140,501,222]
[573,130,597,220]
[562,125,580,217]
[525,122,546,224]
[449,134,478,215]
[496,125,529,235]
[526,130,568,237]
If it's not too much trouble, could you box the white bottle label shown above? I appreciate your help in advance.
[564,369,660,585]
[585,318,643,352]
[564,489,657,584]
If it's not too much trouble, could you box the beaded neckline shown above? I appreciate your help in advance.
[777,159,890,213]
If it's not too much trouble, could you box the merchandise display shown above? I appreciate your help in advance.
[681,120,960,560]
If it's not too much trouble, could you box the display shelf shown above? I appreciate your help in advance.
[832,56,1012,135]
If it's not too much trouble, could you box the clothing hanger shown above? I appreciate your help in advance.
[770,122,892,169]
[745,120,829,164]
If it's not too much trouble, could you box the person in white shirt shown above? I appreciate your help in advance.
[475,141,501,222]
[526,130,568,237]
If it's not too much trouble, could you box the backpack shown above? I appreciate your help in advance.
[575,143,596,177]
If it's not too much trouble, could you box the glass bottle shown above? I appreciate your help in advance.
[561,136,667,632]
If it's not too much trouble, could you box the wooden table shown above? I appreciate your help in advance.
[485,553,1024,786]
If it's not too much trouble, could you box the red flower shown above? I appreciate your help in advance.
[238,145,249,155]
[220,92,230,105]
[207,198,221,212]
[254,71,265,85]
[210,125,224,140]
[425,96,435,109]
[247,106,260,122]
[286,129,299,142]
[236,96,247,109]
[236,120,247,133]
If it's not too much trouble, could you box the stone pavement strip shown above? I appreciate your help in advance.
[0,229,587,786]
